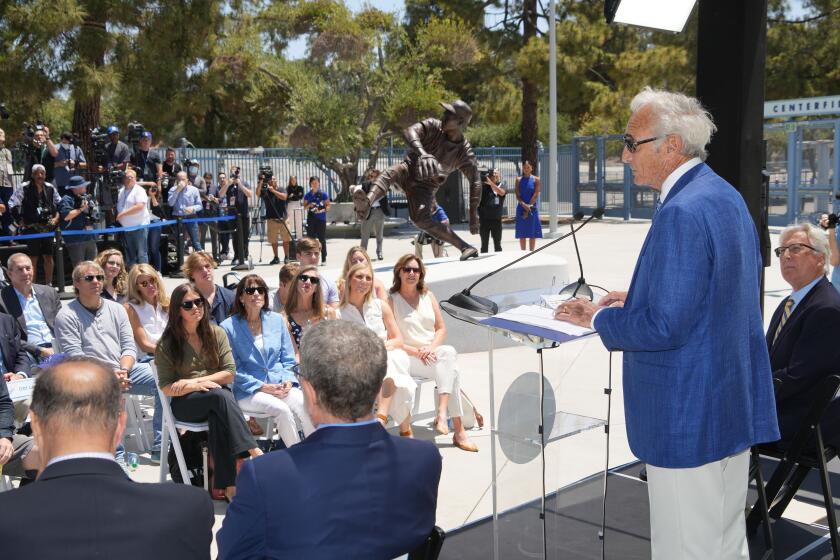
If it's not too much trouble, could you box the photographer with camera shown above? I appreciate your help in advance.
[116,169,150,269]
[219,166,253,265]
[303,176,330,265]
[103,126,131,172]
[257,170,291,265]
[161,147,182,199]
[59,175,98,265]
[0,127,15,239]
[9,164,61,284]
[168,170,203,254]
[478,167,506,253]
[131,131,164,270]
[52,132,87,196]
[21,125,57,184]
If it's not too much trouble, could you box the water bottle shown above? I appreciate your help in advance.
[127,452,138,471]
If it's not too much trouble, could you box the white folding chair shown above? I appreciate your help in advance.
[156,384,209,487]
[411,379,476,430]
[124,394,152,453]
[238,408,275,444]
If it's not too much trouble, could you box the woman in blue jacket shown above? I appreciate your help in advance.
[221,274,314,447]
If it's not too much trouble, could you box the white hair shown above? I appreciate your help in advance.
[630,87,717,161]
[780,223,830,274]
[31,164,46,174]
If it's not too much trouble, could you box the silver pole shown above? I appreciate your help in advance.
[548,0,559,236]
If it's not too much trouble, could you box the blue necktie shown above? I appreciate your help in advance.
[653,197,663,218]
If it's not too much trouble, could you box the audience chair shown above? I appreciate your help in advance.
[407,525,445,560]
[747,375,840,559]
[124,394,152,453]
[156,383,210,487]
[0,474,11,492]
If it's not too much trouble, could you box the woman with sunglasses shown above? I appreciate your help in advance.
[337,246,388,300]
[283,265,335,359]
[155,283,262,501]
[125,264,169,362]
[338,261,415,436]
[514,160,542,251]
[389,254,477,452]
[222,274,314,448]
[96,248,128,303]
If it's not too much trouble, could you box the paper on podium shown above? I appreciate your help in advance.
[480,304,595,344]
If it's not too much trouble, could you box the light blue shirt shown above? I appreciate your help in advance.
[167,184,202,216]
[789,275,824,313]
[15,288,53,346]
[317,418,379,430]
[46,452,116,469]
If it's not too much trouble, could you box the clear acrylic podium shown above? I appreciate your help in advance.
[442,288,608,560]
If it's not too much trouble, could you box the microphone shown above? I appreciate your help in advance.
[445,208,605,316]
[558,211,597,301]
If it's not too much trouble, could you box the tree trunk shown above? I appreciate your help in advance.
[71,12,108,170]
[521,0,539,172]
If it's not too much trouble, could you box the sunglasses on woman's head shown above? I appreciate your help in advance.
[244,286,267,295]
[402,266,421,274]
[298,274,320,285]
[181,297,205,310]
[82,274,105,282]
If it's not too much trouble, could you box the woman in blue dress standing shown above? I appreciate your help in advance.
[515,160,542,250]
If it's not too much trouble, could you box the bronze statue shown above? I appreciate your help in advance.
[353,100,481,260]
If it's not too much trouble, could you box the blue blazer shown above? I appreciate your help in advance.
[217,422,442,560]
[594,163,780,468]
[221,311,298,401]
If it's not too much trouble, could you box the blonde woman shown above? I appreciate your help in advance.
[338,261,415,436]
[96,248,128,303]
[125,264,169,362]
[337,246,388,300]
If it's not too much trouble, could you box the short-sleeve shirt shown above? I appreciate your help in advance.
[116,185,150,227]
[106,141,131,168]
[53,144,87,188]
[58,194,94,242]
[304,190,329,222]
[131,149,161,182]
[321,276,339,306]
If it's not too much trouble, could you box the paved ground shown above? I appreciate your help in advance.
[124,217,818,555]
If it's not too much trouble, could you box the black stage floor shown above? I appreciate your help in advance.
[441,460,840,560]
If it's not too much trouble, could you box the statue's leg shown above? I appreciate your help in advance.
[352,164,406,221]
[406,182,477,261]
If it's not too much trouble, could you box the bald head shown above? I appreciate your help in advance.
[31,357,122,435]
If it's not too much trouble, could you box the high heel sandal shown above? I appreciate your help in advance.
[434,417,450,436]
[399,428,413,438]
[452,436,479,453]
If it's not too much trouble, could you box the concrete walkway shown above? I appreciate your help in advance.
[127,218,811,553]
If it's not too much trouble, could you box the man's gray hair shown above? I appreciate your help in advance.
[780,222,830,274]
[31,164,46,174]
[630,87,717,161]
[7,252,32,269]
[299,320,387,421]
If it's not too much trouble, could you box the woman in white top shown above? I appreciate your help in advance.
[338,261,415,436]
[125,263,169,361]
[389,254,477,452]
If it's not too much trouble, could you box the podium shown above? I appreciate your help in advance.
[442,288,609,560]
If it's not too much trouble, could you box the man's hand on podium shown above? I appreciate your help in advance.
[554,291,626,329]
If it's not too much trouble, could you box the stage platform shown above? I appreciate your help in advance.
[101,220,840,558]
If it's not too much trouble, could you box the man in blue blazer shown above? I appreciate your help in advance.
[557,88,779,559]
[218,320,442,560]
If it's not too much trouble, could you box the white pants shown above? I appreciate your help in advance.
[238,388,315,448]
[647,449,750,560]
[406,344,463,418]
[383,349,416,424]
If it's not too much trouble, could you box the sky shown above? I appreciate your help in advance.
[284,0,810,60]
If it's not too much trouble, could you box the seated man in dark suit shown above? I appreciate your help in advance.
[768,223,840,448]
[218,320,442,560]
[0,367,38,481]
[0,356,215,560]
[1,253,61,366]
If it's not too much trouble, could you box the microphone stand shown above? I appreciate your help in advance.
[444,208,604,316]
[558,212,594,301]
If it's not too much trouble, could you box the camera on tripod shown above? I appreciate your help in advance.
[127,122,145,145]
[89,126,110,167]
[258,165,273,183]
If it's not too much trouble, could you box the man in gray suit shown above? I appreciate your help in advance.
[1,253,61,367]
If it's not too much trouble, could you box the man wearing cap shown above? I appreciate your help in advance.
[59,175,99,265]
[352,100,481,260]
[104,126,131,171]
[52,132,87,196]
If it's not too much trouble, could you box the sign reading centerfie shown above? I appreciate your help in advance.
[765,95,840,119]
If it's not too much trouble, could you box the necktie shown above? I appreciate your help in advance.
[653,197,662,218]
[772,299,794,346]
